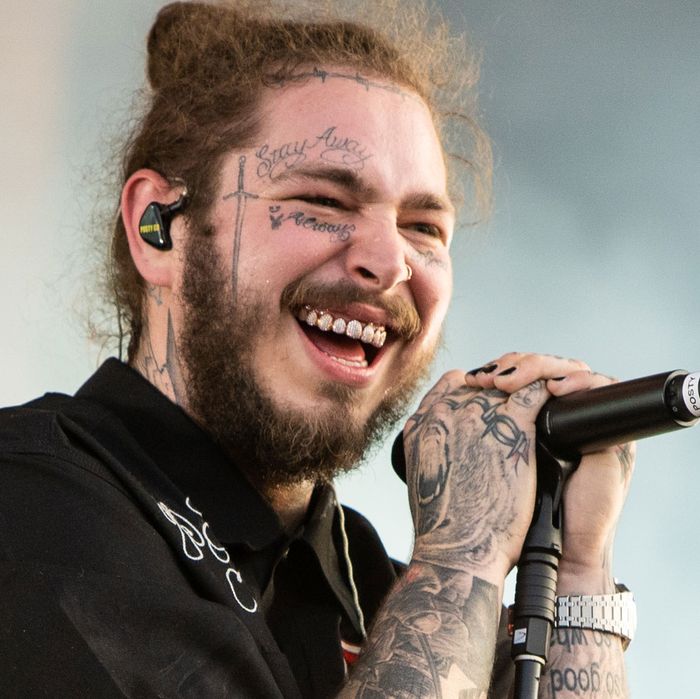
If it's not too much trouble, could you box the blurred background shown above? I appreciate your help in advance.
[1,1,698,696]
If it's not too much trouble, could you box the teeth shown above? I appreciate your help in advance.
[372,329,386,348]
[317,313,333,331]
[361,324,375,343]
[346,320,363,340]
[330,355,368,368]
[299,305,387,348]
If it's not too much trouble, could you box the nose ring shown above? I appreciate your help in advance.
[405,264,413,281]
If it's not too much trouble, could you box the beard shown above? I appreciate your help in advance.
[178,228,438,494]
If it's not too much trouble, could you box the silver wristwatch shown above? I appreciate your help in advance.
[555,583,637,650]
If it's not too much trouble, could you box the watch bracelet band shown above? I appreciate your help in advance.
[555,585,637,650]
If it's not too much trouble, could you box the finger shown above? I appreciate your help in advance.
[488,353,591,392]
[546,370,617,396]
[503,378,551,417]
[464,360,503,388]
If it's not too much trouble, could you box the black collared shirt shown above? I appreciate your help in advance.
[0,360,398,698]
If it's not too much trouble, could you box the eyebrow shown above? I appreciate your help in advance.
[401,192,455,216]
[271,164,455,215]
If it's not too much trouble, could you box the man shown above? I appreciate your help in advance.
[0,2,634,697]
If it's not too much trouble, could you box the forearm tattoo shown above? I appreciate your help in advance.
[346,566,500,698]
[342,385,541,696]
[542,628,627,698]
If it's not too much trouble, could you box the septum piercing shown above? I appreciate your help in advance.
[405,264,413,281]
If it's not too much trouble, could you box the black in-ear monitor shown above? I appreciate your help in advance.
[138,194,188,250]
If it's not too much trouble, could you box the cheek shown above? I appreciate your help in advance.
[241,232,331,277]
[243,205,351,274]
[415,258,452,333]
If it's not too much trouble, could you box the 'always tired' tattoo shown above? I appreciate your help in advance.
[256,126,372,180]
[268,205,355,241]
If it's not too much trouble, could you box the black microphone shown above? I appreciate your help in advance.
[392,369,699,478]
[536,369,699,460]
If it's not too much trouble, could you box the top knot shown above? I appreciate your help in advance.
[146,2,242,91]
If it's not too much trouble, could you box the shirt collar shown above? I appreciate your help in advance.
[75,359,282,549]
[301,485,365,637]
[76,359,364,634]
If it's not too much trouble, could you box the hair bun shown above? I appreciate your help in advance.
[146,2,233,91]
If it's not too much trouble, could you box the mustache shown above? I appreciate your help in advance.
[280,278,422,342]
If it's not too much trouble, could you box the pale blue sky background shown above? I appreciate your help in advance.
[1,2,698,696]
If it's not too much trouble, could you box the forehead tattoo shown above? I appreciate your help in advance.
[255,126,372,181]
[267,66,418,103]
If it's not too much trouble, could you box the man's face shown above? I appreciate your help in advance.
[173,70,454,487]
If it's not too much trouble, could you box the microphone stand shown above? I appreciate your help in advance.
[510,441,578,699]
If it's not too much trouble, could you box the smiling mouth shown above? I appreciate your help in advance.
[296,305,389,368]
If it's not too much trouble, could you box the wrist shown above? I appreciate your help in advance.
[556,561,615,595]
[411,537,513,590]
[409,547,509,593]
[554,582,637,650]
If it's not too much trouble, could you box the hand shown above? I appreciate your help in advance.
[463,352,635,593]
[402,355,577,583]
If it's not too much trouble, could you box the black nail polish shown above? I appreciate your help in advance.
[467,363,498,376]
[497,366,516,376]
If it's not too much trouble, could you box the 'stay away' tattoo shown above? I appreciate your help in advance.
[255,126,371,180]
[268,205,355,241]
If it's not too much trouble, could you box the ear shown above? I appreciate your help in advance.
[121,169,185,288]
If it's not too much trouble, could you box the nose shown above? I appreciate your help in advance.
[341,213,409,291]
